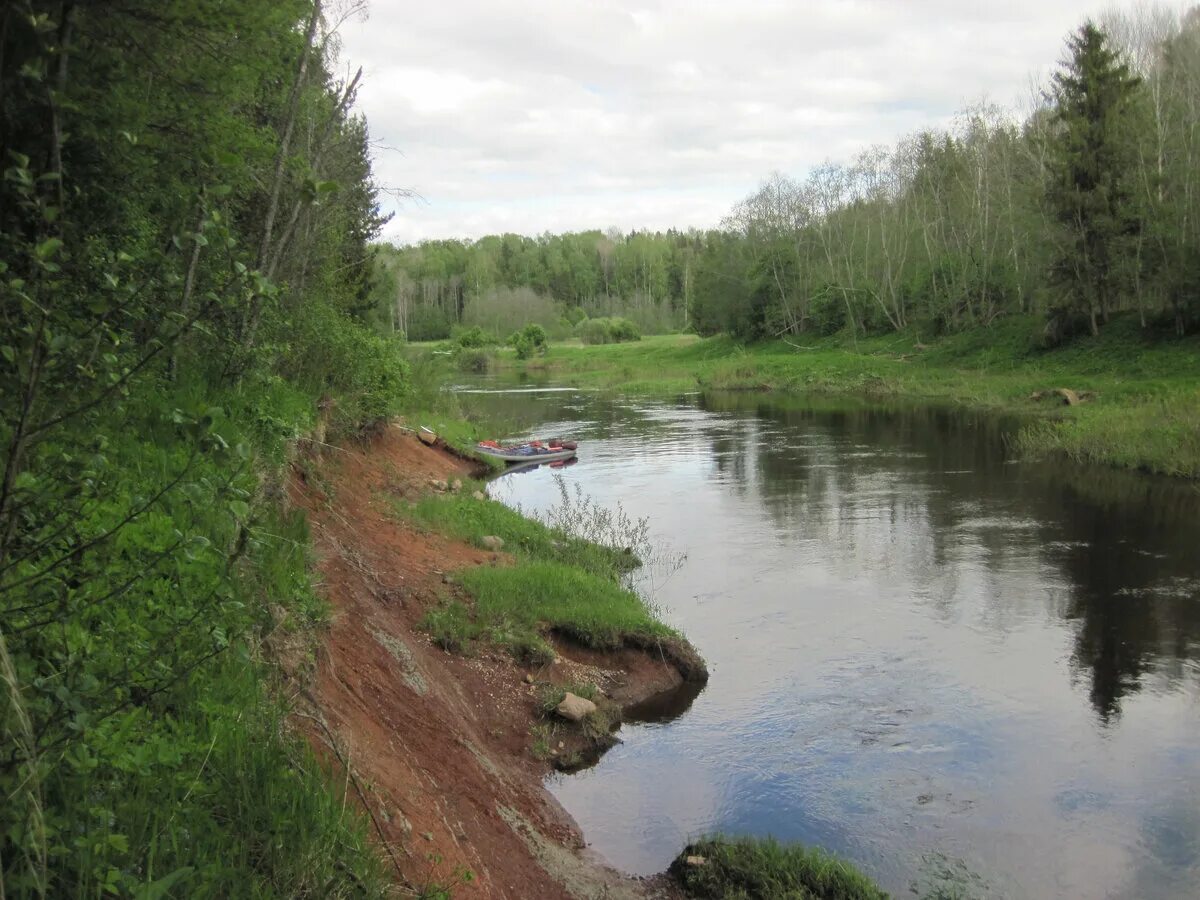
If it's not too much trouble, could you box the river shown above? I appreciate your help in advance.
[457,382,1200,899]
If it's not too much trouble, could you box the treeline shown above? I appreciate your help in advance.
[373,230,693,339]
[2,1,401,896]
[377,7,1200,344]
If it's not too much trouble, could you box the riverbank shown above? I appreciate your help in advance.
[497,316,1200,478]
[287,423,706,897]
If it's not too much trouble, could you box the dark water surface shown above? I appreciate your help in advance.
[460,384,1200,898]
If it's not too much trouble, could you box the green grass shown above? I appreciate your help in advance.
[400,487,636,579]
[672,835,887,900]
[400,487,676,661]
[497,317,1200,478]
[457,561,673,649]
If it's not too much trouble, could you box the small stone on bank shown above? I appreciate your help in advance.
[480,535,504,551]
[451,479,462,492]
[685,855,707,868]
[524,673,534,684]
[472,490,486,501]
[556,692,597,722]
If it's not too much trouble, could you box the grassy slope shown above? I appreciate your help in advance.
[500,316,1200,477]
[396,486,676,663]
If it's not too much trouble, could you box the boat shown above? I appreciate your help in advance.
[475,438,578,464]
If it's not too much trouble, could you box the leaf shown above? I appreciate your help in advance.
[132,867,194,900]
[35,237,64,260]
[229,500,250,519]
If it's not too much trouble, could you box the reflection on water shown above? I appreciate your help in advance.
[462,384,1200,899]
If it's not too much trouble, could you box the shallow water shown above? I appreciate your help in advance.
[461,383,1200,899]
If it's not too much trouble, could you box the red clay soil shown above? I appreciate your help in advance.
[285,425,688,899]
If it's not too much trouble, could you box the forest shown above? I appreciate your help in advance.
[1,1,405,895]
[377,7,1200,346]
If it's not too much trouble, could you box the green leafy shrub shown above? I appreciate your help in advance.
[577,316,641,345]
[454,325,500,348]
[577,317,614,345]
[509,323,549,359]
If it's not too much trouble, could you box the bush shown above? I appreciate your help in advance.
[278,298,410,429]
[454,325,499,348]
[608,317,641,342]
[576,316,641,345]
[577,318,612,345]
[509,323,549,359]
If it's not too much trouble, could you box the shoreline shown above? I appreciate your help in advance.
[288,424,702,897]
[479,320,1200,479]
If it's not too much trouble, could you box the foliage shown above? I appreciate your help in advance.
[372,11,1200,344]
[0,0,402,894]
[1045,22,1143,336]
[509,323,549,359]
[578,316,642,345]
[671,835,886,900]
[454,325,499,348]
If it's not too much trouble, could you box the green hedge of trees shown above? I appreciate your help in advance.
[2,1,401,894]
[373,10,1200,344]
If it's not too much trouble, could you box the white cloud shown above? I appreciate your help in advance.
[338,0,1185,243]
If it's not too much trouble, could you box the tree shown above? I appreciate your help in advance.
[1045,22,1144,335]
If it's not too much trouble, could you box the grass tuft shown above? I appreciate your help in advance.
[671,835,886,900]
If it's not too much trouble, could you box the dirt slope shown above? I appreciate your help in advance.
[286,425,687,898]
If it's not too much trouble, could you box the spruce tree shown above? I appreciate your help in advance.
[1046,22,1143,336]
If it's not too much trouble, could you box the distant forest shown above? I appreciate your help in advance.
[374,7,1200,344]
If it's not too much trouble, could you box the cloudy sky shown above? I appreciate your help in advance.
[338,0,1165,245]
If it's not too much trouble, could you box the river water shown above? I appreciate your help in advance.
[458,383,1200,899]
